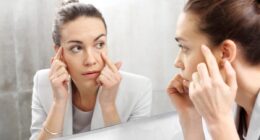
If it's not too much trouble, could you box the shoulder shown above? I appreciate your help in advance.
[119,71,152,86]
[118,71,152,95]
[32,69,53,108]
[33,69,50,85]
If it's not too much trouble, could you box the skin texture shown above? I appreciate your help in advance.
[38,17,122,140]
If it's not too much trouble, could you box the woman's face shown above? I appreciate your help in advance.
[174,12,218,81]
[59,16,107,87]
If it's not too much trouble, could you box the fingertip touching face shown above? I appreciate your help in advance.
[59,16,107,86]
[174,12,217,81]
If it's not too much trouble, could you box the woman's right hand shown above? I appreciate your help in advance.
[49,47,70,104]
[167,74,205,140]
[167,74,197,116]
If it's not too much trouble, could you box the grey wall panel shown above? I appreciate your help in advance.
[13,0,58,91]
[0,0,17,94]
[0,93,19,140]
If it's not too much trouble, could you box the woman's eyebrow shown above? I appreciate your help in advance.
[67,40,82,44]
[175,37,186,42]
[94,34,106,42]
[66,34,106,44]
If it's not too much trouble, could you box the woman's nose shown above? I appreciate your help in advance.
[174,51,184,69]
[83,49,97,67]
[174,59,183,68]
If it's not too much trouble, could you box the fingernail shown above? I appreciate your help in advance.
[201,45,208,51]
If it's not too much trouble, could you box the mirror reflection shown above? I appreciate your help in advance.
[0,0,183,139]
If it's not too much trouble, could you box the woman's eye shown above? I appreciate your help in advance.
[95,42,105,49]
[178,44,189,52]
[70,45,82,53]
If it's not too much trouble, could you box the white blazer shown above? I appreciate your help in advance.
[235,91,260,140]
[30,69,152,140]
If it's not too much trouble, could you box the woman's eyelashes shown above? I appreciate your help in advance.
[95,41,105,49]
[178,44,189,53]
[70,45,82,53]
[68,41,106,53]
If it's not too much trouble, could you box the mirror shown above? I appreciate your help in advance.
[0,0,185,139]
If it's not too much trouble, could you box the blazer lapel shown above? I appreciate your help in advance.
[246,92,260,140]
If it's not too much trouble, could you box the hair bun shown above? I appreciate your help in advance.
[61,0,79,6]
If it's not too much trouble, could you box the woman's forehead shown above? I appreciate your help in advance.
[176,12,200,35]
[60,17,106,41]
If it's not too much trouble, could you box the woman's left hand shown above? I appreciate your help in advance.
[189,45,238,126]
[97,52,122,107]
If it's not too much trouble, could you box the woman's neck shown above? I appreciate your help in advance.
[234,62,260,127]
[72,81,99,111]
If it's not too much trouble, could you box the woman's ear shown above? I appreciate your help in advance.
[219,39,237,63]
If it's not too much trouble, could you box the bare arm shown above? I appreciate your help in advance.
[37,47,70,140]
[37,101,67,140]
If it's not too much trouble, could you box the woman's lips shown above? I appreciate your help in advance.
[81,71,100,79]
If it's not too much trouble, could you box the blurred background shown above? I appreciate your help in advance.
[0,0,185,139]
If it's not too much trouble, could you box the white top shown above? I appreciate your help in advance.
[235,90,260,140]
[73,105,93,134]
[30,69,153,140]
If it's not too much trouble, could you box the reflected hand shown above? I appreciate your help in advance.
[49,47,70,104]
[97,52,122,107]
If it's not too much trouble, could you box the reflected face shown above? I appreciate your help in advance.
[60,16,107,86]
[174,12,214,81]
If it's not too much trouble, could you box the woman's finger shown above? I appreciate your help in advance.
[114,62,122,70]
[53,47,63,60]
[197,63,210,85]
[55,67,68,79]
[167,74,185,94]
[49,60,67,76]
[223,60,237,92]
[101,52,118,73]
[98,74,110,86]
[192,72,200,84]
[182,80,190,93]
[101,66,114,79]
[201,45,222,81]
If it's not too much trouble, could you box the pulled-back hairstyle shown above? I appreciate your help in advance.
[184,0,260,65]
[52,0,107,46]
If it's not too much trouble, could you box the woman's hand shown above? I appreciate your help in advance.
[97,52,122,107]
[38,47,70,140]
[167,74,197,116]
[189,45,239,139]
[96,52,122,126]
[167,74,205,140]
[49,47,70,104]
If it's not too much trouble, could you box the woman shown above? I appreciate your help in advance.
[167,0,260,139]
[30,2,152,140]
